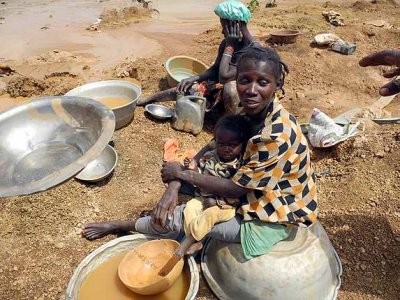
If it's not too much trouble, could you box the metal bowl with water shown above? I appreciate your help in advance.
[65,80,141,129]
[0,96,115,198]
[66,234,199,300]
[75,144,118,183]
[145,104,174,120]
[165,56,208,88]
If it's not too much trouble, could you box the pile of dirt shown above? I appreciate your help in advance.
[43,72,83,96]
[113,57,166,95]
[351,0,374,11]
[6,77,48,97]
[6,72,82,97]
[99,6,152,29]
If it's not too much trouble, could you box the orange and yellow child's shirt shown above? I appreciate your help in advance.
[233,100,318,227]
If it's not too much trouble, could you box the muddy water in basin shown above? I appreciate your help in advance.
[97,97,132,109]
[79,252,189,300]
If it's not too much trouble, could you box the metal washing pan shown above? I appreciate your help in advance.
[66,234,200,300]
[0,96,115,198]
[201,221,342,300]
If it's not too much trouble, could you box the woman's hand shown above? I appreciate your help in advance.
[161,161,184,183]
[224,21,241,47]
[151,181,180,227]
[176,75,199,93]
[359,50,400,96]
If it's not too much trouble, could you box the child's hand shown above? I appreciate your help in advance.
[183,157,197,170]
[203,198,217,208]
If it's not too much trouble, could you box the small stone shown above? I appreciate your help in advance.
[375,151,385,158]
[13,266,18,271]
[360,263,367,271]
[94,207,100,213]
[384,146,390,153]
[55,242,65,249]
[296,92,305,100]
[360,154,366,158]
[360,247,366,253]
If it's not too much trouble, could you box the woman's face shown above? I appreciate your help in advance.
[220,18,230,37]
[236,59,278,116]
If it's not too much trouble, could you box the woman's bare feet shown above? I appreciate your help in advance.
[81,220,136,241]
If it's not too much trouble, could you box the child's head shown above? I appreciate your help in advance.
[214,115,250,162]
[236,47,289,116]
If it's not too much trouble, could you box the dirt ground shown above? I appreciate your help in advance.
[0,0,399,299]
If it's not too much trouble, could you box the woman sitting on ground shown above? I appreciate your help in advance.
[83,46,318,259]
[137,0,261,115]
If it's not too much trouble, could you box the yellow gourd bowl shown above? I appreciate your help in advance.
[118,239,184,295]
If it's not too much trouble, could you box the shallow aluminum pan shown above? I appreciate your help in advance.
[145,104,174,120]
[0,96,115,198]
[66,234,199,300]
[201,221,342,300]
[66,80,141,129]
[75,144,118,182]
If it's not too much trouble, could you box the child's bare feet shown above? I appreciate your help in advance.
[174,235,203,257]
[186,241,203,255]
[81,220,136,241]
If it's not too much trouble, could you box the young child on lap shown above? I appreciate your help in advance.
[174,115,250,256]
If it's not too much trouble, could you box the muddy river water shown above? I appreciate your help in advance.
[0,0,220,65]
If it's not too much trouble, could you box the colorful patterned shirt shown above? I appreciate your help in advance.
[197,150,241,208]
[232,100,318,227]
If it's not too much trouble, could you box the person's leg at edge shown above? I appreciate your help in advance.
[136,88,177,106]
[82,205,186,241]
[82,220,137,241]
[208,213,242,242]
[175,198,206,257]
[177,211,242,257]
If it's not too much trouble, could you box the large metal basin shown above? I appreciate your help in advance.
[165,56,208,88]
[65,80,141,129]
[0,96,115,198]
[201,222,342,300]
[66,234,199,300]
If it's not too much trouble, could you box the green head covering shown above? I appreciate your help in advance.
[214,0,251,23]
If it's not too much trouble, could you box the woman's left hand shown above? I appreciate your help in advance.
[161,161,184,183]
[224,21,241,47]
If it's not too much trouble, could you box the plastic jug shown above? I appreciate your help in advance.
[172,93,206,135]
